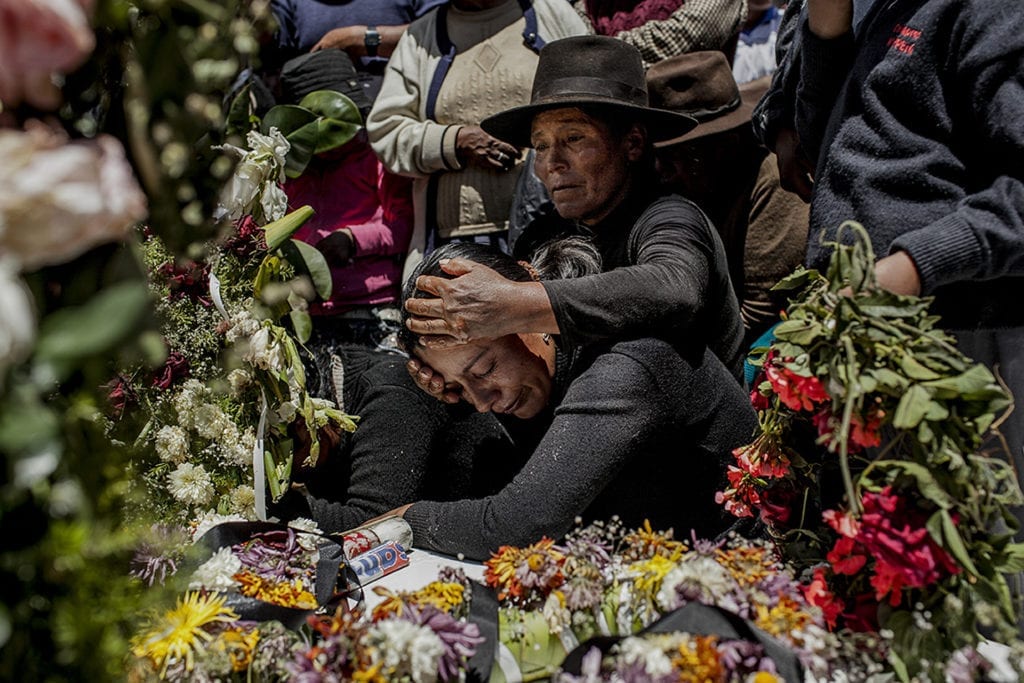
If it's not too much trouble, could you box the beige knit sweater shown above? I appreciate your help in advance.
[367,0,587,281]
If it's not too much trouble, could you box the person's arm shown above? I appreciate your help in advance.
[886,9,1024,292]
[793,0,856,164]
[366,28,461,178]
[402,347,671,560]
[542,198,720,350]
[302,371,451,534]
[311,24,408,59]
[613,0,746,68]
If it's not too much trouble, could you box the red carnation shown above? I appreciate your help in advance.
[765,355,829,412]
[802,566,844,629]
[152,351,190,390]
[105,375,138,418]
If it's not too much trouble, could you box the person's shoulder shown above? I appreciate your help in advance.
[632,192,714,236]
[583,337,680,378]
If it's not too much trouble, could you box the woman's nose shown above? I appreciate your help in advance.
[463,383,499,413]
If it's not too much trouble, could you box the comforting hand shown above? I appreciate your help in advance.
[403,257,523,347]
[406,358,462,403]
[455,125,519,171]
[774,127,814,202]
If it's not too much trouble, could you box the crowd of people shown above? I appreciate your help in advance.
[256,0,1023,561]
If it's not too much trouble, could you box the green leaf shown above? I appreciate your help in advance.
[939,509,980,576]
[290,310,312,345]
[892,384,932,429]
[263,91,362,177]
[898,354,941,381]
[874,461,955,509]
[34,282,150,363]
[264,205,315,250]
[298,90,363,125]
[771,266,822,291]
[773,319,825,345]
[923,364,1002,400]
[281,237,333,300]
[1001,542,1024,573]
[869,368,909,391]
[225,81,255,136]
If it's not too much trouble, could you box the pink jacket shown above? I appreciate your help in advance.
[285,135,414,315]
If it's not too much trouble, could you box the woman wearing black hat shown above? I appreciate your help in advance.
[404,35,746,401]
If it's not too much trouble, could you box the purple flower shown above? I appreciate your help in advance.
[402,606,484,682]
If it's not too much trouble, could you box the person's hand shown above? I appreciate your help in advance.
[316,230,355,267]
[874,251,922,297]
[806,0,853,39]
[406,357,462,404]
[404,257,521,347]
[455,125,519,171]
[311,26,363,55]
[774,127,814,202]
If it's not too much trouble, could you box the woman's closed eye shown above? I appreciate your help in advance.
[472,360,496,379]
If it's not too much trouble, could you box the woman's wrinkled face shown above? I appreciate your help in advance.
[416,334,553,419]
[531,108,643,225]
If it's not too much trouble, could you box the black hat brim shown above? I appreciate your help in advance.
[481,99,698,149]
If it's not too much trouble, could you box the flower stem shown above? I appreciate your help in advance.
[839,337,861,515]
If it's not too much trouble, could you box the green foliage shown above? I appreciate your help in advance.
[261,90,363,177]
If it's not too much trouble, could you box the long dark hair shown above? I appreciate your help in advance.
[397,238,601,352]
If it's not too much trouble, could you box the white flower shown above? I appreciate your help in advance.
[217,127,289,223]
[243,325,284,374]
[193,403,230,440]
[220,427,255,467]
[0,258,36,379]
[227,368,251,396]
[192,511,246,542]
[189,546,242,592]
[227,485,256,519]
[366,619,444,683]
[172,379,209,430]
[615,635,675,677]
[276,400,298,424]
[0,128,147,271]
[542,592,572,635]
[167,462,214,506]
[154,425,190,464]
[286,517,323,535]
[655,555,741,614]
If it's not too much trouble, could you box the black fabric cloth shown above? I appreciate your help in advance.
[403,337,757,561]
[535,185,745,379]
[795,0,1024,330]
[280,49,373,114]
[287,345,524,533]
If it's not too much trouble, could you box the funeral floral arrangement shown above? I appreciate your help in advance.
[129,518,485,682]
[373,520,867,682]
[717,222,1024,681]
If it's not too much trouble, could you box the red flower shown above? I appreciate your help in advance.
[151,351,190,390]
[813,406,884,453]
[826,536,868,576]
[750,384,770,411]
[855,487,960,605]
[159,259,211,305]
[105,375,137,417]
[734,438,791,480]
[840,592,880,632]
[715,465,760,518]
[764,355,829,412]
[758,484,796,526]
[223,215,267,257]
[802,566,844,629]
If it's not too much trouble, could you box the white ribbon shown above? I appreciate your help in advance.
[253,393,268,521]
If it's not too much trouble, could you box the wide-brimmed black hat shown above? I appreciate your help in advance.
[481,36,697,148]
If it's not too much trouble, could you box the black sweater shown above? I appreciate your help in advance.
[403,338,757,561]
[796,0,1024,329]
[540,187,746,379]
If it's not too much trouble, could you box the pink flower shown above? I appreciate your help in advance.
[0,127,147,272]
[758,484,796,526]
[814,407,884,453]
[715,465,759,518]
[151,351,190,390]
[0,0,95,110]
[826,536,868,576]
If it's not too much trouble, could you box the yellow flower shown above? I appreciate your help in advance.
[352,662,386,682]
[750,672,782,683]
[716,544,776,587]
[131,591,239,675]
[371,581,465,620]
[753,594,813,639]
[234,570,317,609]
[215,625,260,672]
[628,554,678,603]
[622,520,687,560]
[671,634,725,683]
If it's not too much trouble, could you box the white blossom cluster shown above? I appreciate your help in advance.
[366,619,445,683]
[216,127,289,224]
